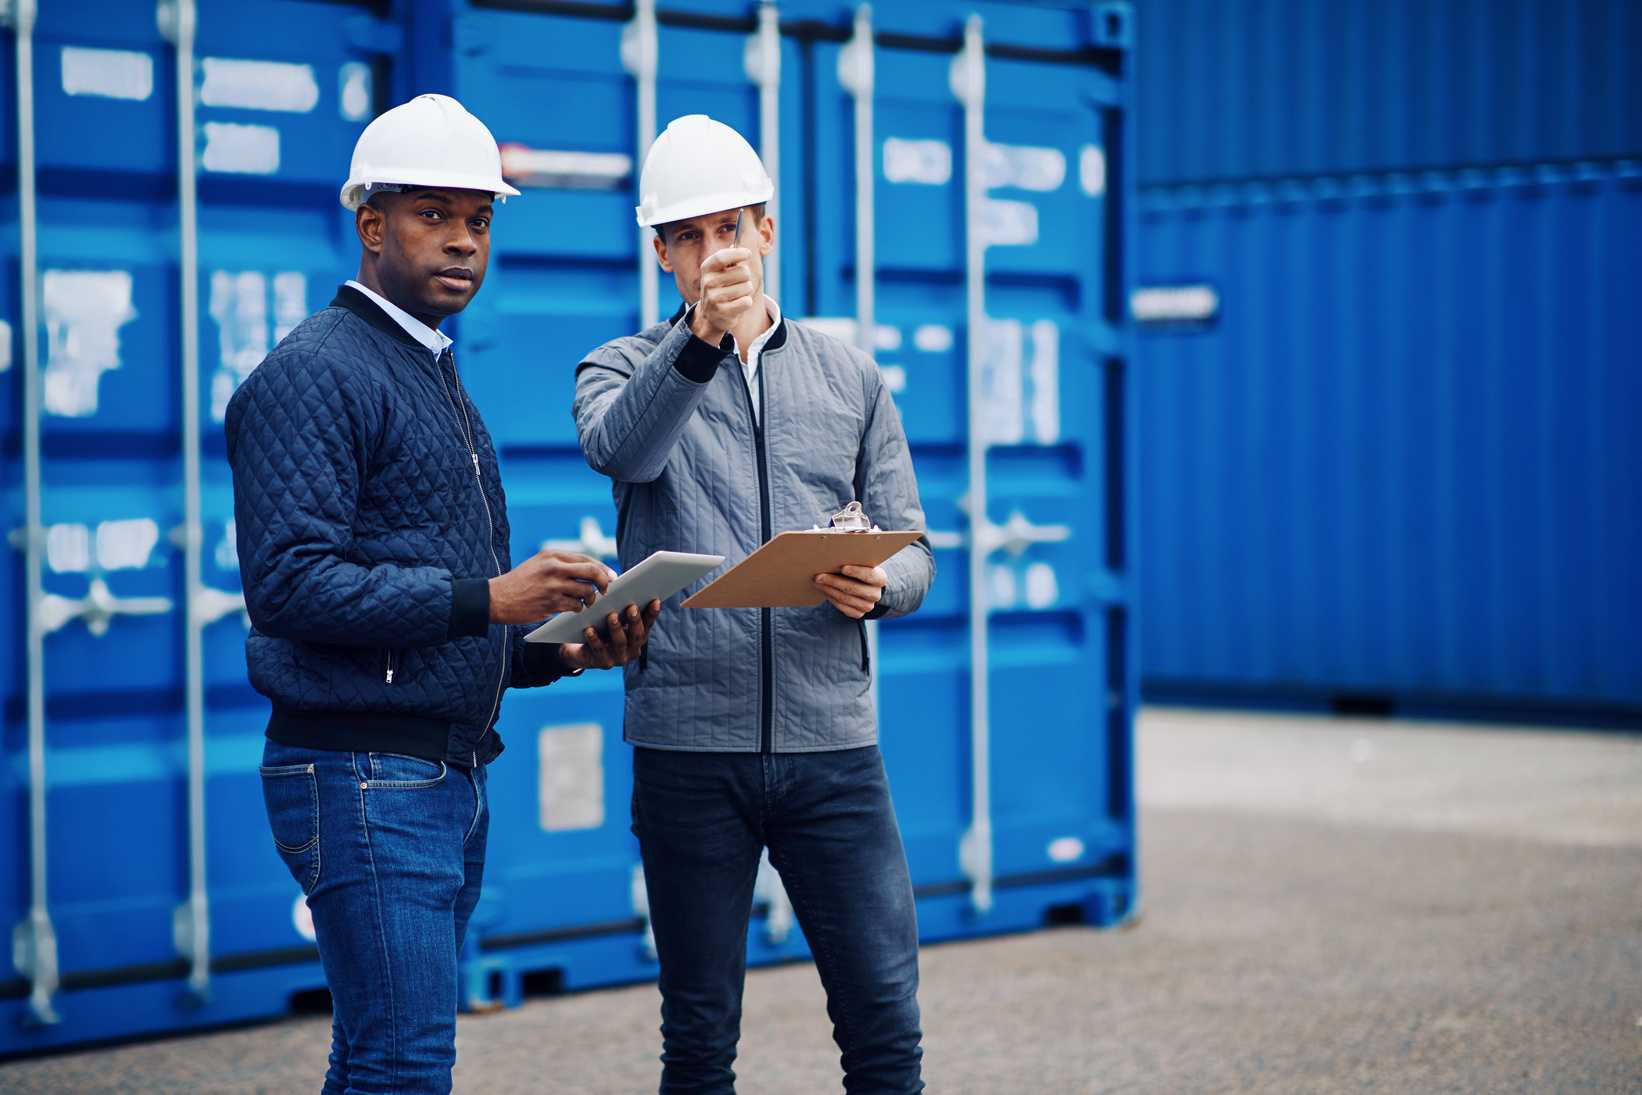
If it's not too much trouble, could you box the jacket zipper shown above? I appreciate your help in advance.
[384,648,397,684]
[433,349,508,751]
[739,364,774,754]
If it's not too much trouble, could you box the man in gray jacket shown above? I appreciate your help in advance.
[574,114,934,1094]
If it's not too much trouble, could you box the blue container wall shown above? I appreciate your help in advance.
[1135,0,1642,185]
[3,0,1136,1052]
[1137,171,1642,722]
[1133,0,1642,724]
[1,0,390,1051]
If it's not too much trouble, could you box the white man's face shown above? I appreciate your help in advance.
[653,207,776,306]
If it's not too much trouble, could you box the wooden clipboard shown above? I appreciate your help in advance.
[681,529,924,609]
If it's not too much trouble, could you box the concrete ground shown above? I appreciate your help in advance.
[5,707,1641,1094]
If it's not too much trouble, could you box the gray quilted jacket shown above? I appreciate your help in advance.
[574,310,933,752]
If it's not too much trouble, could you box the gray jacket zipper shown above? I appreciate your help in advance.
[433,348,508,748]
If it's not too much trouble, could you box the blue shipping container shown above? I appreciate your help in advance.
[1136,165,1642,724]
[3,0,1137,1052]
[1135,0,1642,185]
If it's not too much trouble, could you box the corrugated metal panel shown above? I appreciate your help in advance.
[1136,0,1642,185]
[1,0,388,1051]
[3,0,1137,1051]
[1136,164,1642,721]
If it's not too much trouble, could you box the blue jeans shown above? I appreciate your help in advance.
[632,745,924,1095]
[260,741,489,1095]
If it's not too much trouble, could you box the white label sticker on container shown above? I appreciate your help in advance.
[209,269,305,421]
[1028,319,1060,444]
[201,122,281,175]
[200,57,319,113]
[292,894,316,941]
[96,519,160,571]
[0,319,11,372]
[216,520,240,571]
[882,137,952,185]
[1023,561,1059,609]
[979,198,1038,247]
[61,47,154,101]
[878,364,907,393]
[981,318,1025,445]
[913,324,953,353]
[1047,836,1085,863]
[539,723,605,832]
[500,145,634,190]
[42,269,138,418]
[46,524,92,574]
[981,142,1066,192]
[338,62,372,122]
[1079,145,1106,197]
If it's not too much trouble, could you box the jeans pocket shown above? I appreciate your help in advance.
[259,762,320,894]
[364,752,447,788]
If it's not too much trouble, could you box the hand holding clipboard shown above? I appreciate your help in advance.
[682,503,923,610]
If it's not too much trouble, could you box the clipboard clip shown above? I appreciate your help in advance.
[827,501,877,532]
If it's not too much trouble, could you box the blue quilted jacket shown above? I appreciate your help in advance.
[225,286,566,766]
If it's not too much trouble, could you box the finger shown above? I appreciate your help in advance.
[641,599,662,627]
[581,627,615,669]
[839,565,887,586]
[703,247,752,273]
[605,611,629,649]
[623,604,648,655]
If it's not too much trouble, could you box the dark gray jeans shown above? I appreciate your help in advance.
[631,745,925,1095]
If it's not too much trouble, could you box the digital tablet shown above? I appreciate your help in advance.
[524,550,725,644]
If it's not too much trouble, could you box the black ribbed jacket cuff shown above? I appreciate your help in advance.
[674,326,733,383]
[448,577,491,639]
[518,641,573,687]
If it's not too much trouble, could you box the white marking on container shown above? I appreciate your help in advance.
[0,319,11,372]
[878,364,907,393]
[1131,284,1220,325]
[979,198,1038,247]
[873,324,902,351]
[980,318,1024,445]
[1024,561,1059,609]
[96,519,160,571]
[338,62,372,122]
[988,564,1017,609]
[913,324,953,353]
[292,895,316,941]
[1047,836,1085,863]
[201,122,280,175]
[216,520,240,571]
[61,47,154,101]
[882,137,951,185]
[539,723,605,831]
[210,269,305,421]
[981,141,1066,192]
[500,145,633,190]
[199,58,319,113]
[42,269,138,417]
[1079,145,1106,197]
[47,524,92,573]
[1028,319,1060,444]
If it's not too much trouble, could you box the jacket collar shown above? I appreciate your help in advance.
[666,299,788,352]
[332,284,434,353]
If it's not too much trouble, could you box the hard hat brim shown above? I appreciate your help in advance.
[341,169,523,211]
[636,180,775,228]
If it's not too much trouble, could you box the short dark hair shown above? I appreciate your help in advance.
[658,203,765,245]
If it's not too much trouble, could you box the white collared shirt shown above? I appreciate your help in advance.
[347,279,454,357]
[732,295,782,426]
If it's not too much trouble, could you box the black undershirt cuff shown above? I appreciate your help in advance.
[673,307,735,383]
[448,577,491,639]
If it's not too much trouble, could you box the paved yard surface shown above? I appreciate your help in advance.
[5,708,1641,1093]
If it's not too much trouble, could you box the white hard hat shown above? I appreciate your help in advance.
[635,114,773,228]
[340,94,522,211]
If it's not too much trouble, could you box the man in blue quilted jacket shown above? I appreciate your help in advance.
[226,95,657,1095]
[575,115,935,1094]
